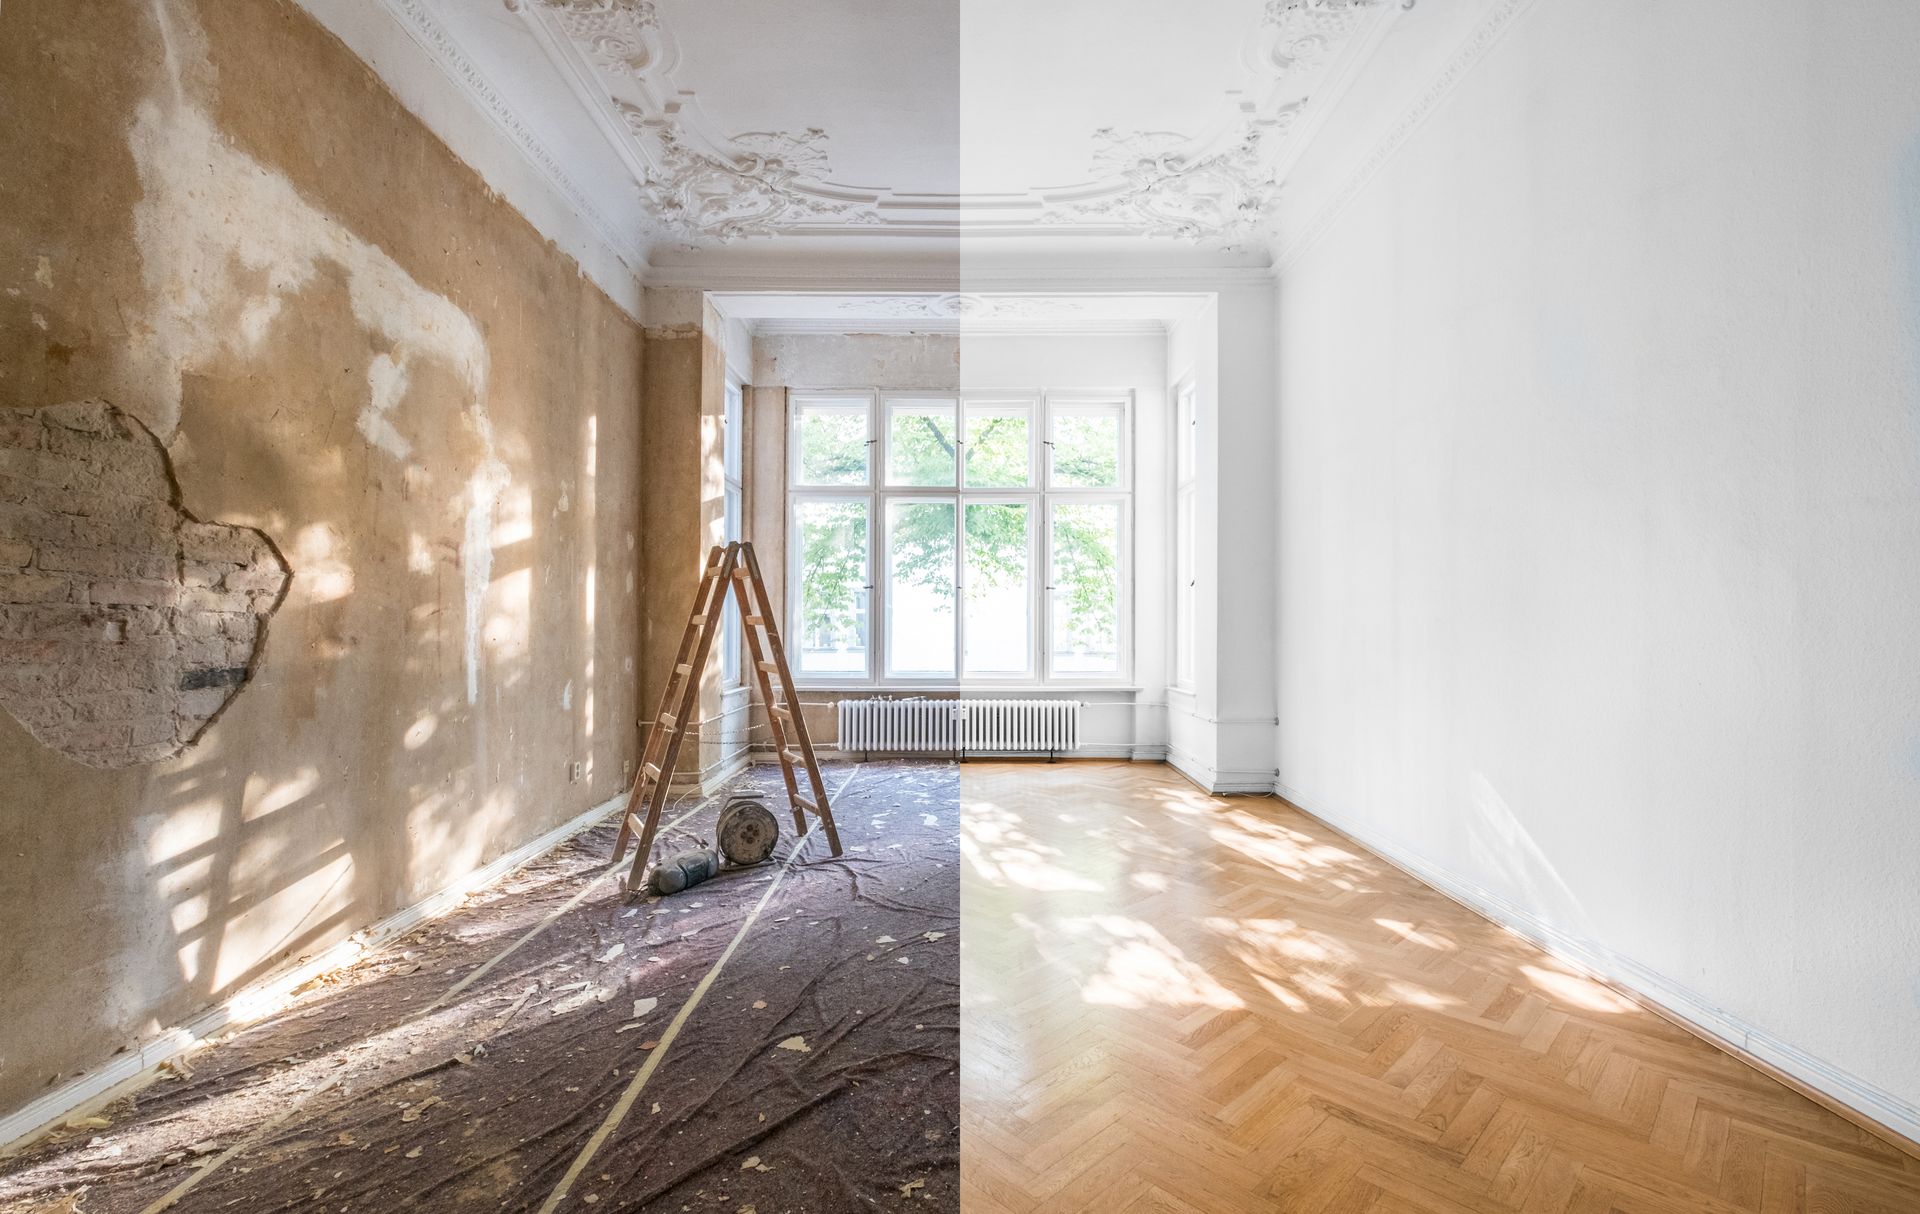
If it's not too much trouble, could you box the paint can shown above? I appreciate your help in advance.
[716,792,780,867]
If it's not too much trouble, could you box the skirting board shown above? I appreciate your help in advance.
[0,791,628,1154]
[1167,745,1279,796]
[1273,780,1920,1159]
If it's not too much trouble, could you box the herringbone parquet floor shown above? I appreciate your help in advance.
[959,762,1920,1213]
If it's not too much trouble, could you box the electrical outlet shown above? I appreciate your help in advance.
[623,758,634,780]
[568,761,583,783]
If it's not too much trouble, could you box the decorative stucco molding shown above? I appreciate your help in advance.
[505,0,1401,251]
[378,0,650,274]
[1275,0,1538,270]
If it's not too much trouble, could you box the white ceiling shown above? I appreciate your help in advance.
[384,0,1421,269]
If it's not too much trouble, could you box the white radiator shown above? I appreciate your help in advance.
[836,699,1082,754]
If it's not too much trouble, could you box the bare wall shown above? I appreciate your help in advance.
[1275,0,1920,1128]
[0,0,643,1116]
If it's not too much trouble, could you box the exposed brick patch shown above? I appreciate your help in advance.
[0,400,290,768]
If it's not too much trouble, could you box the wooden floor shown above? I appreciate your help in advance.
[958,762,1920,1213]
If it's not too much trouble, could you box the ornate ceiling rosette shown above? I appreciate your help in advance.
[511,0,1399,250]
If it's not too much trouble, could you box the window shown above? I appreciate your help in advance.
[787,389,1130,684]
[1173,380,1196,689]
[721,379,745,685]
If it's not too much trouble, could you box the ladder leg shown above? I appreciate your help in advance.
[617,545,726,858]
[739,541,842,856]
[625,543,740,889]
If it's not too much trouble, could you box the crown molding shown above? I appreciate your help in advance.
[354,0,651,308]
[511,0,1404,254]
[646,261,1277,293]
[1275,0,1539,272]
[750,318,1170,338]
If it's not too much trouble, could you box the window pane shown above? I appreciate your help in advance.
[886,499,956,677]
[1050,501,1121,675]
[886,398,958,486]
[795,398,869,486]
[964,401,1032,487]
[1049,408,1124,488]
[794,500,869,676]
[964,501,1032,677]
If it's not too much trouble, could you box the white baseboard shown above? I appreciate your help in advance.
[1273,780,1920,1155]
[1166,745,1278,795]
[0,792,627,1154]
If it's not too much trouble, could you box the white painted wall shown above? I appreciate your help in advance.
[1275,0,1920,1136]
[1167,289,1282,793]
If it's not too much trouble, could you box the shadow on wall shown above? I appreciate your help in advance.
[0,0,632,1118]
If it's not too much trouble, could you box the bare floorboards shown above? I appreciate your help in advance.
[958,761,1920,1214]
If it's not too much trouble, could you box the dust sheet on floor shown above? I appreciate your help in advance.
[0,760,958,1214]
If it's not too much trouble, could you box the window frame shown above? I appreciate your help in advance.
[721,376,746,687]
[786,489,876,684]
[786,386,1133,690]
[1171,377,1197,691]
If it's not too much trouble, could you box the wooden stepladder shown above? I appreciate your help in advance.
[612,541,842,891]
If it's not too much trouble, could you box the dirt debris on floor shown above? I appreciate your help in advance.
[0,761,958,1214]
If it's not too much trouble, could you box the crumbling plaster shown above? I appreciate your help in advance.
[0,0,643,1120]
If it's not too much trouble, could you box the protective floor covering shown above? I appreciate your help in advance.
[0,760,959,1213]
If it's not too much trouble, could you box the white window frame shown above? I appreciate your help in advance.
[1172,377,1197,691]
[721,377,746,686]
[786,387,1133,689]
[786,490,875,683]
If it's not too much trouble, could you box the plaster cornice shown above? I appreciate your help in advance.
[369,0,652,279]
[511,0,1406,254]
[1275,0,1539,272]
[644,262,1279,294]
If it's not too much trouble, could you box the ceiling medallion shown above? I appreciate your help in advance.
[516,0,1396,248]
[625,118,871,242]
[1262,0,1384,80]
[1059,109,1301,242]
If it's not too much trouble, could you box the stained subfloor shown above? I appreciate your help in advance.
[0,760,959,1214]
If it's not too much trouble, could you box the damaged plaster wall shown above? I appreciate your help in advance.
[637,289,737,789]
[0,400,289,767]
[0,0,642,1120]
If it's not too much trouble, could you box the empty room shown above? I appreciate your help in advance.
[3,1,1918,1212]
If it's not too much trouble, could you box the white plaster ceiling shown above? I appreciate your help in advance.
[389,0,1417,267]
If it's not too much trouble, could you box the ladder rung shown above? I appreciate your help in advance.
[779,749,805,767]
[623,813,646,835]
[731,569,751,580]
[643,762,661,781]
[675,663,693,676]
[745,615,766,626]
[756,661,779,673]
[770,704,792,719]
[659,712,677,730]
[791,797,817,813]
